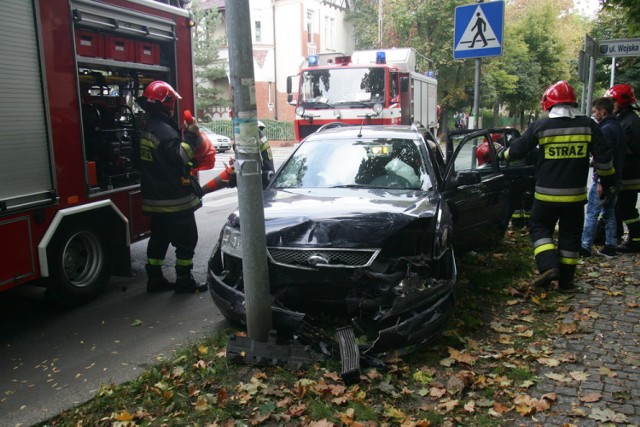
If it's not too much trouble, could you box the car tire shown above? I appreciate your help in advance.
[45,223,112,307]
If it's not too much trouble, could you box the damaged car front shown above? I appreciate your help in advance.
[207,126,456,355]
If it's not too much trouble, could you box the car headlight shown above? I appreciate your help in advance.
[220,226,243,258]
[373,103,383,115]
[296,106,305,117]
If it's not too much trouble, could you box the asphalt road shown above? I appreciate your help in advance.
[0,147,295,427]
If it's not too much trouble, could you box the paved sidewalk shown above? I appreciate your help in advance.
[517,252,640,426]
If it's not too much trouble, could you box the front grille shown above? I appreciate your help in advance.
[299,124,322,139]
[267,247,380,270]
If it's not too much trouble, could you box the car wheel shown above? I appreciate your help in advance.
[45,223,112,307]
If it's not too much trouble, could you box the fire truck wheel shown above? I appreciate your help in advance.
[45,223,112,307]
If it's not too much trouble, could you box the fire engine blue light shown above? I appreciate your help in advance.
[308,55,319,67]
[376,51,386,64]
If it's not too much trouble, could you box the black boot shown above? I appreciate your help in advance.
[175,266,207,293]
[531,267,559,288]
[558,264,576,293]
[146,265,173,292]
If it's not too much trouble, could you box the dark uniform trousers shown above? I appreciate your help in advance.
[618,189,640,244]
[147,212,198,268]
[530,201,583,286]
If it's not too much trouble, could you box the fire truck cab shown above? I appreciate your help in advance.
[287,48,438,141]
[0,0,195,305]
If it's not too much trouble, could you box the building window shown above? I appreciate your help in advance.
[255,20,261,43]
[324,16,334,50]
[306,10,314,44]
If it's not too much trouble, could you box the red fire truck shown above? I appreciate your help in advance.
[0,0,195,305]
[286,48,439,141]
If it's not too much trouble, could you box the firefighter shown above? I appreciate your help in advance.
[135,81,207,294]
[475,133,503,167]
[258,121,276,188]
[201,120,274,193]
[498,81,615,292]
[605,84,640,252]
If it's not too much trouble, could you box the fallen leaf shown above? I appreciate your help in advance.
[131,319,143,327]
[598,367,617,377]
[589,407,628,423]
[447,348,478,365]
[579,392,602,403]
[383,405,407,422]
[463,400,476,413]
[490,322,513,333]
[437,399,458,413]
[287,403,307,417]
[429,386,447,398]
[544,373,569,383]
[194,395,209,411]
[536,357,560,367]
[114,410,133,421]
[556,322,578,335]
[569,371,589,382]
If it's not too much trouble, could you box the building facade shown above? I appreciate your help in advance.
[202,0,353,122]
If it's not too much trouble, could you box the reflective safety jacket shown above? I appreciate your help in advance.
[504,106,614,204]
[617,108,640,190]
[139,115,202,216]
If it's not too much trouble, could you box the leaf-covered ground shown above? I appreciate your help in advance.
[37,228,638,426]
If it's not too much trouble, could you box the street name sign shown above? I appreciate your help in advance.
[597,38,640,58]
[454,1,504,59]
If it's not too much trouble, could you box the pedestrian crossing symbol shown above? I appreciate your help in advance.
[454,1,504,59]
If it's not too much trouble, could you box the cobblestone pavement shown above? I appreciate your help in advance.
[515,252,640,426]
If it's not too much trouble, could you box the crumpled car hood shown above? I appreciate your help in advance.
[249,188,439,248]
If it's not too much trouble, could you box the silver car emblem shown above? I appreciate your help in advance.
[307,254,328,266]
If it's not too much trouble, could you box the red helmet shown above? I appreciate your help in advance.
[540,81,577,112]
[142,80,182,112]
[605,84,637,108]
[476,141,492,166]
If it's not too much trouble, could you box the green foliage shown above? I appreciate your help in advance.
[189,0,230,118]
[602,0,640,32]
[590,5,640,92]
[348,0,611,130]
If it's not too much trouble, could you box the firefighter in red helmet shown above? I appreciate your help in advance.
[135,80,207,294]
[499,81,615,292]
[605,84,640,252]
[475,134,503,167]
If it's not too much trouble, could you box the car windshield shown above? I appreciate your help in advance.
[274,137,431,190]
[299,67,386,105]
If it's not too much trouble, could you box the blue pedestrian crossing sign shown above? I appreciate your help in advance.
[454,1,504,59]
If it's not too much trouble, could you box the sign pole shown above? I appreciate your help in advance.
[472,58,481,129]
[226,0,273,342]
[610,57,616,87]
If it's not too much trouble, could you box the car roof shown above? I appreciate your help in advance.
[305,125,425,142]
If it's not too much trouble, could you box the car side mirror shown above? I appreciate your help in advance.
[455,170,481,186]
[288,94,294,104]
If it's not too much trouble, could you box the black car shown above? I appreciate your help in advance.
[207,125,533,355]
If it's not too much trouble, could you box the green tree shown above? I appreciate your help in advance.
[347,0,600,131]
[591,5,640,92]
[601,0,640,32]
[189,0,229,120]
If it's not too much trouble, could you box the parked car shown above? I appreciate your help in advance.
[200,126,231,153]
[207,125,534,355]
